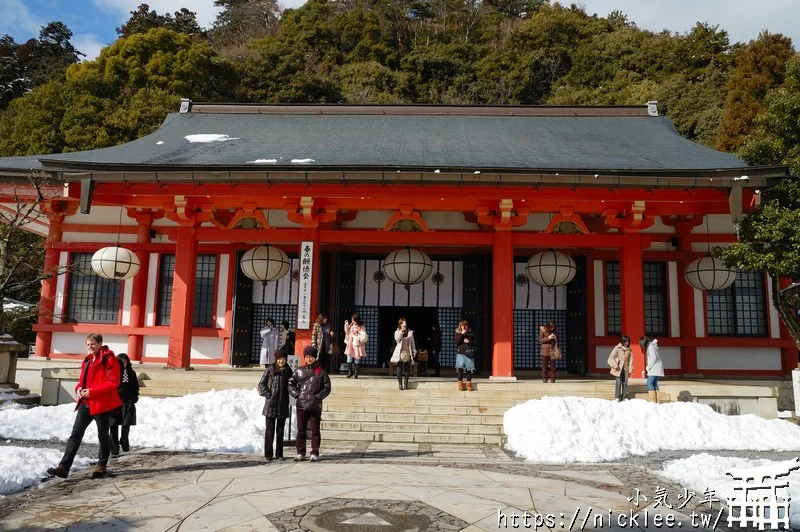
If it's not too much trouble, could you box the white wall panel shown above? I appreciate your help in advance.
[690,214,735,234]
[668,261,680,337]
[767,275,780,339]
[52,333,127,355]
[593,260,604,336]
[216,254,230,328]
[697,347,781,370]
[595,346,615,371]
[142,336,167,358]
[121,278,133,326]
[420,211,478,231]
[356,259,462,307]
[513,213,551,232]
[145,253,158,327]
[252,259,299,304]
[191,337,224,360]
[53,252,68,324]
[340,211,392,229]
[659,345,681,370]
[62,231,137,243]
[693,288,705,338]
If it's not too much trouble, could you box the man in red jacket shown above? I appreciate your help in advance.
[47,333,122,479]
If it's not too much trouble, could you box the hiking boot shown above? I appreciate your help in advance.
[47,465,69,478]
[91,465,107,479]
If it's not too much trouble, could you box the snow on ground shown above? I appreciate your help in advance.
[504,396,800,463]
[660,454,800,528]
[184,134,239,143]
[0,388,292,453]
[0,447,91,496]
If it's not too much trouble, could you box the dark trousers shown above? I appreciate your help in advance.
[60,403,111,469]
[541,355,556,382]
[615,369,628,400]
[430,350,440,377]
[296,409,321,457]
[265,417,287,459]
[398,360,411,377]
[109,425,131,456]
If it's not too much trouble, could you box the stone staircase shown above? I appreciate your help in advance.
[136,369,665,444]
[0,384,41,406]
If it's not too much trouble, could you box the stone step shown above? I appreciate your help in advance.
[322,429,502,445]
[0,386,41,406]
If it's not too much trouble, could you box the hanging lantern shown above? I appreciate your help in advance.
[525,250,576,287]
[240,244,290,283]
[684,256,737,291]
[91,246,141,280]
[383,247,433,289]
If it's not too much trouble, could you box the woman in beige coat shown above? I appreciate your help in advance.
[608,335,633,401]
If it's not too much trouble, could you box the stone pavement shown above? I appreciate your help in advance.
[0,441,735,532]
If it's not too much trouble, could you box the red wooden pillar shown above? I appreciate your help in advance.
[34,211,64,358]
[167,224,197,368]
[620,232,646,377]
[127,212,153,362]
[676,232,699,375]
[492,227,514,377]
[294,225,321,366]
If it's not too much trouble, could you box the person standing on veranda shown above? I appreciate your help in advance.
[390,318,417,390]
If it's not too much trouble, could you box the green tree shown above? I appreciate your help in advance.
[117,4,204,38]
[212,0,280,57]
[739,54,800,174]
[717,32,795,152]
[717,176,800,350]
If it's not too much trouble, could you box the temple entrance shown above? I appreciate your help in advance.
[378,306,439,368]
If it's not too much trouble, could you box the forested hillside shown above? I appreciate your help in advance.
[1,0,798,172]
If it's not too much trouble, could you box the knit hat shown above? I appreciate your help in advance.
[303,346,318,358]
[274,350,287,360]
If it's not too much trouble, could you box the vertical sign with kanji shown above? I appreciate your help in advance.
[297,241,314,329]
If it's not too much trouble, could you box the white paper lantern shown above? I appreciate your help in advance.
[684,256,737,291]
[241,245,290,283]
[91,246,141,280]
[525,250,577,287]
[383,247,433,289]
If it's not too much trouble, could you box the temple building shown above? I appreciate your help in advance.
[0,101,792,378]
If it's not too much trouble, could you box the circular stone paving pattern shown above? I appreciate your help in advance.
[269,498,470,532]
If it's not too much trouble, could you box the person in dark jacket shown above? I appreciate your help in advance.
[288,346,331,462]
[427,323,442,377]
[109,353,139,457]
[454,320,476,391]
[47,333,122,479]
[258,350,292,461]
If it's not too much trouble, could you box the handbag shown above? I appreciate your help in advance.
[463,345,476,359]
[357,329,368,344]
[550,345,562,360]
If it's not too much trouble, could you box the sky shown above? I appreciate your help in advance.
[0,0,798,61]
[2,390,800,527]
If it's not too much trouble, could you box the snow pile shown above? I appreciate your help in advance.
[291,158,315,163]
[0,389,292,453]
[504,397,800,463]
[249,159,277,163]
[0,447,91,496]
[184,134,239,143]
[660,454,800,528]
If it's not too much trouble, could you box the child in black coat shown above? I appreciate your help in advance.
[110,353,139,457]
[258,350,293,461]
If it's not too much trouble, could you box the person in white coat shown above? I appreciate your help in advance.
[640,336,664,403]
[390,318,417,390]
[259,318,281,368]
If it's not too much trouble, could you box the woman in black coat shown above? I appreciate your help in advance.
[110,353,139,457]
[258,350,292,461]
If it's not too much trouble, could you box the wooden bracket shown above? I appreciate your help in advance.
[382,204,430,232]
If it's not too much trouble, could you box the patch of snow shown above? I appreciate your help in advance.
[778,410,794,418]
[290,158,315,163]
[156,141,164,145]
[0,446,91,496]
[659,454,800,529]
[249,159,278,164]
[504,397,800,463]
[184,134,239,143]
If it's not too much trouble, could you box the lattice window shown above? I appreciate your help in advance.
[707,271,767,337]
[606,261,621,336]
[437,307,462,367]
[644,262,668,337]
[156,254,217,327]
[514,309,536,369]
[355,306,379,365]
[250,304,297,364]
[65,252,120,323]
